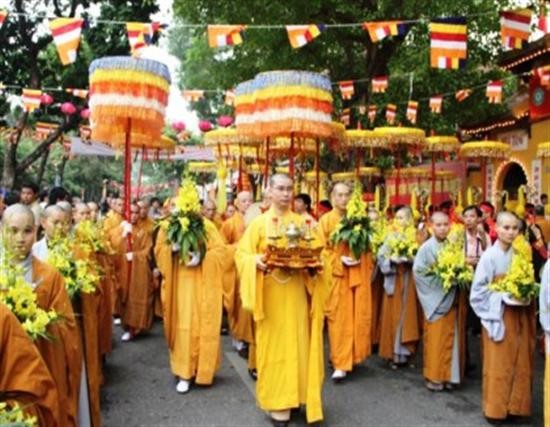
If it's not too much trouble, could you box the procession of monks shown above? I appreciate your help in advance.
[1,173,549,427]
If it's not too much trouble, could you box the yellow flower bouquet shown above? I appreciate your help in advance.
[0,402,37,427]
[370,217,388,256]
[386,224,418,260]
[489,251,539,302]
[429,240,473,293]
[0,250,59,340]
[75,219,109,254]
[160,177,207,263]
[330,183,371,259]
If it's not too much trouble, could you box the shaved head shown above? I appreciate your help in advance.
[202,198,217,220]
[430,211,449,223]
[268,174,293,210]
[495,211,519,246]
[56,201,72,215]
[73,202,91,224]
[431,211,450,240]
[331,182,351,196]
[2,204,35,259]
[42,205,70,238]
[331,182,352,213]
[42,205,66,219]
[269,173,292,188]
[3,203,35,223]
[235,191,253,214]
[496,211,518,226]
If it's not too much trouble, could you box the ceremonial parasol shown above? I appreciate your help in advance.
[459,141,510,200]
[424,136,460,204]
[344,130,385,176]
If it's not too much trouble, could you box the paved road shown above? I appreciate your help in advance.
[101,321,544,426]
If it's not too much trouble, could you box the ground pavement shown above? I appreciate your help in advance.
[101,321,544,426]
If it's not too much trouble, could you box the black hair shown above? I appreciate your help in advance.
[21,181,39,194]
[320,199,332,210]
[48,187,70,205]
[462,205,482,217]
[295,193,312,212]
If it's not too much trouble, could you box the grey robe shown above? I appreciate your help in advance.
[540,260,550,351]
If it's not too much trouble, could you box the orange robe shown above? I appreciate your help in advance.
[32,257,82,427]
[111,225,154,332]
[96,251,113,357]
[155,220,229,384]
[103,212,123,316]
[0,302,61,426]
[318,209,373,371]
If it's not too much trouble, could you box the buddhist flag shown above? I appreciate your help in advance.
[286,24,325,48]
[0,10,8,28]
[48,18,84,65]
[539,13,550,34]
[338,81,354,100]
[363,21,409,42]
[500,9,533,50]
[486,81,503,103]
[368,105,377,122]
[429,17,467,69]
[429,95,443,113]
[182,90,204,102]
[386,104,397,124]
[372,76,388,93]
[207,25,245,48]
[406,101,418,124]
[224,90,236,106]
[35,122,59,141]
[66,88,88,99]
[126,22,162,54]
[455,89,471,102]
[341,108,351,126]
[536,65,550,87]
[22,89,42,112]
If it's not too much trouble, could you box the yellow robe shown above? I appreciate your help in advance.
[155,219,228,384]
[235,207,328,423]
[103,212,123,316]
[318,209,373,371]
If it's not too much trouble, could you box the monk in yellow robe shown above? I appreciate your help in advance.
[202,198,223,229]
[0,302,61,426]
[318,182,373,382]
[235,174,328,425]
[137,199,155,235]
[155,208,228,394]
[103,197,124,320]
[110,203,154,342]
[220,191,256,371]
[3,204,83,427]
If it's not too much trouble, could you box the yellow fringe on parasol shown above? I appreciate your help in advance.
[188,162,217,173]
[373,127,426,147]
[358,166,382,177]
[459,141,511,159]
[344,130,386,148]
[425,136,460,153]
[203,128,262,146]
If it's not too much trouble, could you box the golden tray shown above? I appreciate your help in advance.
[265,244,323,270]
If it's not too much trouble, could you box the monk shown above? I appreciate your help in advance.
[220,191,256,374]
[540,260,549,427]
[103,198,124,323]
[318,182,373,382]
[137,199,154,235]
[103,197,124,233]
[4,204,82,427]
[0,302,60,426]
[376,206,420,369]
[110,203,153,342]
[202,198,223,229]
[470,211,536,421]
[32,205,69,260]
[87,201,100,222]
[413,212,467,391]
[235,174,328,425]
[155,191,228,395]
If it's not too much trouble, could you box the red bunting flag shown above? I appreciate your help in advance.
[406,101,418,123]
[386,104,397,124]
[224,90,236,106]
[455,89,471,102]
[486,80,503,103]
[286,24,325,48]
[368,105,377,122]
[35,122,59,141]
[66,88,88,99]
[48,18,84,65]
[341,108,351,126]
[539,13,550,34]
[0,10,8,28]
[429,17,467,69]
[338,81,354,100]
[536,65,550,87]
[22,89,42,112]
[372,76,388,93]
[500,9,533,50]
[182,90,205,102]
[429,95,443,113]
[363,21,409,42]
[207,25,245,48]
[126,22,162,54]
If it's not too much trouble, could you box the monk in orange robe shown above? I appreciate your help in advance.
[110,203,154,342]
[220,191,256,372]
[3,204,83,427]
[0,302,61,426]
[202,198,223,229]
[318,182,373,381]
[137,199,155,235]
[103,197,124,320]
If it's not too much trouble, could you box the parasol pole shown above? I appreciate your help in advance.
[481,158,487,201]
[395,146,401,204]
[124,118,132,220]
[264,137,270,189]
[238,143,244,192]
[137,145,145,200]
[431,152,436,204]
[289,132,295,180]
[315,138,320,217]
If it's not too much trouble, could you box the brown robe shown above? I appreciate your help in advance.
[0,302,61,427]
[96,252,113,358]
[32,257,82,427]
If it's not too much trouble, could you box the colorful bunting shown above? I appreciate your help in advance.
[536,65,550,87]
[0,10,8,28]
[486,80,503,103]
[455,88,471,102]
[539,13,550,34]
[500,9,533,50]
[126,22,161,54]
[368,105,377,122]
[48,18,84,66]
[406,101,418,123]
[341,108,351,126]
[372,76,388,93]
[182,90,205,102]
[363,21,409,42]
[286,24,325,48]
[429,17,467,69]
[429,95,443,113]
[386,103,397,124]
[22,89,42,112]
[207,25,245,48]
[338,81,355,100]
[224,90,236,105]
[35,122,59,141]
[66,88,88,98]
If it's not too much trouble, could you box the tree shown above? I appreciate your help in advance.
[171,0,525,135]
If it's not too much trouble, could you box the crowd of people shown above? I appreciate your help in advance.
[0,174,549,427]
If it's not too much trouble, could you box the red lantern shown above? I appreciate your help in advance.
[199,120,213,132]
[172,121,186,132]
[61,102,77,115]
[217,115,233,127]
[80,108,90,119]
[40,93,54,106]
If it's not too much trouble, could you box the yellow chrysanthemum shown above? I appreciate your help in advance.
[174,177,201,214]
[0,402,37,426]
[346,182,367,220]
[489,251,538,300]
